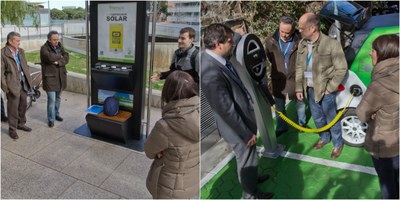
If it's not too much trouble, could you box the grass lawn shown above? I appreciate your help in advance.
[25,50,164,90]
[25,50,87,74]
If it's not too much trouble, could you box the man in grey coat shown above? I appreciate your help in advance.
[40,30,69,128]
[201,23,273,199]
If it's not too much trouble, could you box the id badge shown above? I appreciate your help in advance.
[304,72,312,78]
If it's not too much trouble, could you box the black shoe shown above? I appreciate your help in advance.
[9,130,19,139]
[255,192,274,199]
[257,174,270,183]
[1,116,7,122]
[55,116,63,122]
[48,121,54,128]
[17,125,32,132]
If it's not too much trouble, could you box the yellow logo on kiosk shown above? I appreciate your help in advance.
[110,24,123,52]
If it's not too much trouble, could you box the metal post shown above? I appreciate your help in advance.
[146,1,158,138]
[86,0,91,107]
[48,0,51,31]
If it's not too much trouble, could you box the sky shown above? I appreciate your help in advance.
[27,0,86,10]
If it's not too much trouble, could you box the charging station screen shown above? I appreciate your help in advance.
[97,3,136,63]
[98,89,134,110]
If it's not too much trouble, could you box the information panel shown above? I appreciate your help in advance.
[97,3,136,63]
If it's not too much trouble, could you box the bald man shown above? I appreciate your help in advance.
[295,13,347,159]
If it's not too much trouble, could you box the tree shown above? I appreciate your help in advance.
[1,0,40,27]
[50,8,67,20]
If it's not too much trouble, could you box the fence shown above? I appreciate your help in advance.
[1,20,86,42]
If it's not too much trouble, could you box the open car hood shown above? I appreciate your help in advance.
[320,0,369,29]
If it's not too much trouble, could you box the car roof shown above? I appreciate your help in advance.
[351,13,399,52]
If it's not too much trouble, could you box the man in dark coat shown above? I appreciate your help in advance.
[1,32,33,139]
[40,30,69,128]
[265,16,306,136]
[201,23,273,199]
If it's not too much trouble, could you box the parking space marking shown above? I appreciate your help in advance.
[280,150,377,176]
[201,146,377,188]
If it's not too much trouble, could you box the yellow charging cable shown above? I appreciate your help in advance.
[271,93,354,133]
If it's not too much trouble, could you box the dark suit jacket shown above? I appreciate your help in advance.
[201,51,257,143]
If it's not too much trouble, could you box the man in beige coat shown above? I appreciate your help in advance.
[1,32,33,139]
[295,13,347,159]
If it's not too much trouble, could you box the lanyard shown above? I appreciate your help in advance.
[279,39,291,57]
[306,51,312,66]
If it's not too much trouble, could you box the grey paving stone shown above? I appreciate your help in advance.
[1,119,43,145]
[62,142,131,186]
[58,180,120,199]
[2,126,65,158]
[1,150,42,189]
[1,187,23,199]
[30,133,96,171]
[100,151,152,199]
[5,162,76,199]
[55,111,87,133]
[1,124,13,146]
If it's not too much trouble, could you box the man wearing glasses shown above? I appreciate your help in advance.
[202,23,273,199]
[295,13,347,159]
[265,16,307,137]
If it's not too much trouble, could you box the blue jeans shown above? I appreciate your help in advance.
[47,91,61,122]
[372,155,399,199]
[307,87,343,147]
[275,97,307,132]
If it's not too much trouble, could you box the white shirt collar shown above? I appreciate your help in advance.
[205,49,227,66]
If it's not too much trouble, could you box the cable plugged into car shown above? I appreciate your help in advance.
[350,85,363,97]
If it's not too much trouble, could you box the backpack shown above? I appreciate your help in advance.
[190,46,199,71]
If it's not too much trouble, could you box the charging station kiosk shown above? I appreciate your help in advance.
[86,1,148,143]
[232,33,284,158]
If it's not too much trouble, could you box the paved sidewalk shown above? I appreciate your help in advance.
[1,89,161,199]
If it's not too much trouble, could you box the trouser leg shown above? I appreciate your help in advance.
[17,89,28,127]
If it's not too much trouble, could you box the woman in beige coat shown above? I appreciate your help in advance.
[144,71,199,199]
[356,34,399,199]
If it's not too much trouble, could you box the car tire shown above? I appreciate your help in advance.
[340,108,368,147]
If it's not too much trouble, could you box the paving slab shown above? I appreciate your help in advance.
[2,126,65,158]
[58,180,120,199]
[61,142,131,186]
[5,164,77,199]
[1,150,43,190]
[30,133,96,171]
[1,89,161,199]
[100,151,152,199]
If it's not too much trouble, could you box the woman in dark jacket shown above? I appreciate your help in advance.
[144,71,199,198]
[356,34,399,199]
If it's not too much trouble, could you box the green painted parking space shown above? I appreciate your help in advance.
[201,153,380,199]
[202,101,378,199]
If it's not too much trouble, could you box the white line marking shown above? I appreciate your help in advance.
[200,152,235,188]
[280,151,377,176]
[201,147,377,187]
